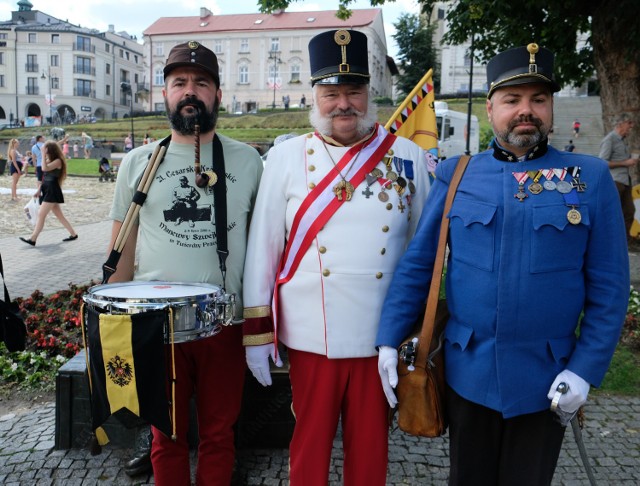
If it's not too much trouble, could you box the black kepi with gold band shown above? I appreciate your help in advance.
[309,29,370,86]
[486,43,561,99]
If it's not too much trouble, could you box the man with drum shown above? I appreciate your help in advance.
[241,29,431,484]
[107,41,263,484]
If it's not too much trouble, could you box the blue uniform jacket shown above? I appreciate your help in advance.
[376,144,630,418]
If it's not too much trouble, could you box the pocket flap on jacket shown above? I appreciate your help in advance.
[532,204,590,231]
[444,321,473,351]
[448,198,497,227]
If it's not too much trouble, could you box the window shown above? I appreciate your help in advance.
[125,51,130,61]
[76,56,92,75]
[106,84,111,96]
[106,63,111,75]
[240,38,249,52]
[51,55,59,67]
[154,102,165,111]
[119,49,124,58]
[155,44,164,56]
[270,37,280,52]
[27,77,38,95]
[0,52,4,65]
[76,36,91,52]
[0,33,7,40]
[52,34,60,44]
[214,40,223,54]
[76,79,92,97]
[26,54,37,72]
[291,64,300,82]
[28,33,36,43]
[218,64,224,85]
[105,43,110,53]
[51,77,60,90]
[238,64,249,84]
[0,75,4,88]
[154,67,163,86]
[134,55,138,63]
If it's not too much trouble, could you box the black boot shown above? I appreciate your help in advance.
[124,426,153,477]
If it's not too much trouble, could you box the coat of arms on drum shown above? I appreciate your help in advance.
[106,355,134,387]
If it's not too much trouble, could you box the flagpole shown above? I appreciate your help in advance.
[384,68,434,131]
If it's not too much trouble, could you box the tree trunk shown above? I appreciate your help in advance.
[592,11,640,152]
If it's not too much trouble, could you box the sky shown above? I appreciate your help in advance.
[0,0,421,58]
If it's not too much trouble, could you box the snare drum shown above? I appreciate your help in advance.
[83,281,233,343]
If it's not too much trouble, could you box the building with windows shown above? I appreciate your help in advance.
[143,8,396,113]
[0,0,144,126]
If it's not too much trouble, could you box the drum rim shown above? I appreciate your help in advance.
[83,281,222,304]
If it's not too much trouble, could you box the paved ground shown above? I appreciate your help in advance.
[1,189,640,484]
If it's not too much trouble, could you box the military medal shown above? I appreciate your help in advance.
[569,167,587,192]
[556,181,572,193]
[333,180,354,201]
[567,207,582,224]
[408,181,416,194]
[378,189,389,202]
[562,182,582,225]
[513,172,529,202]
[386,170,398,182]
[541,169,556,191]
[371,168,383,178]
[527,170,543,194]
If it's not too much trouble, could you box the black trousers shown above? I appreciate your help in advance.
[446,386,566,486]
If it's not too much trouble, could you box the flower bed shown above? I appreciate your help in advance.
[1,281,97,391]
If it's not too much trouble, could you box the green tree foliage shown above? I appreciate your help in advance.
[259,0,640,146]
[422,0,640,142]
[392,14,440,98]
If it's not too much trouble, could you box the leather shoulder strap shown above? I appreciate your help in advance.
[416,155,471,360]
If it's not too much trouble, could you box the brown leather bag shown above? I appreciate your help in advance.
[395,155,470,437]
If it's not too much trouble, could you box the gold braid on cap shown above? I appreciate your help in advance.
[528,43,539,73]
[335,30,351,73]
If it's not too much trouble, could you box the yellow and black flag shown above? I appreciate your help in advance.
[84,308,173,441]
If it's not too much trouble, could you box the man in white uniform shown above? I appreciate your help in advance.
[242,29,431,485]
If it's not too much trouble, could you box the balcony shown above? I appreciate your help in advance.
[25,63,39,73]
[73,43,96,54]
[73,88,96,98]
[73,66,96,76]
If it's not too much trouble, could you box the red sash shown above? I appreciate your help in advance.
[271,125,396,336]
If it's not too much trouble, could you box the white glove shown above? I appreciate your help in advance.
[245,344,283,387]
[378,346,399,408]
[547,369,590,414]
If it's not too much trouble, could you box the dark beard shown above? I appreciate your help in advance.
[166,96,219,135]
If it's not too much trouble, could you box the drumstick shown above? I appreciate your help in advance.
[114,144,167,252]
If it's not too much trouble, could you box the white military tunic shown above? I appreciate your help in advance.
[243,126,430,358]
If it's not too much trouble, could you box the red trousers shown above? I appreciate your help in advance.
[151,325,245,486]
[287,349,389,486]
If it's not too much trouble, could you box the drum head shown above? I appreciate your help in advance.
[86,281,221,301]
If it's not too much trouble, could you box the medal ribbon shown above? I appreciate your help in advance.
[512,172,529,185]
[541,169,555,182]
[553,168,567,181]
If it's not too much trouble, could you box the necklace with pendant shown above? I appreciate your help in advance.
[322,141,363,201]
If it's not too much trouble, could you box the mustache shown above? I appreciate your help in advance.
[176,96,207,114]
[508,115,542,130]
[327,107,364,118]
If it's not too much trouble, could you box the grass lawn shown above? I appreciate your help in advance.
[66,158,102,176]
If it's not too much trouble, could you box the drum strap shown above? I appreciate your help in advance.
[102,135,172,284]
[211,134,229,290]
[102,134,229,289]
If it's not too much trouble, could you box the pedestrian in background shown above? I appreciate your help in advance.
[7,138,24,202]
[599,112,637,248]
[572,118,581,138]
[564,139,575,152]
[377,42,629,485]
[19,141,78,246]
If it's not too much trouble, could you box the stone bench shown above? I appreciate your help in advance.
[55,350,294,450]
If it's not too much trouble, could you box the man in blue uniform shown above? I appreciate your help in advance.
[376,43,629,484]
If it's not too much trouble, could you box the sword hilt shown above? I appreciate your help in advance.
[550,382,577,426]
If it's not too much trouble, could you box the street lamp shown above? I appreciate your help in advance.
[268,49,282,110]
[41,68,54,125]
[120,82,135,148]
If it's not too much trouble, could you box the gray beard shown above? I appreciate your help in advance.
[309,101,379,140]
